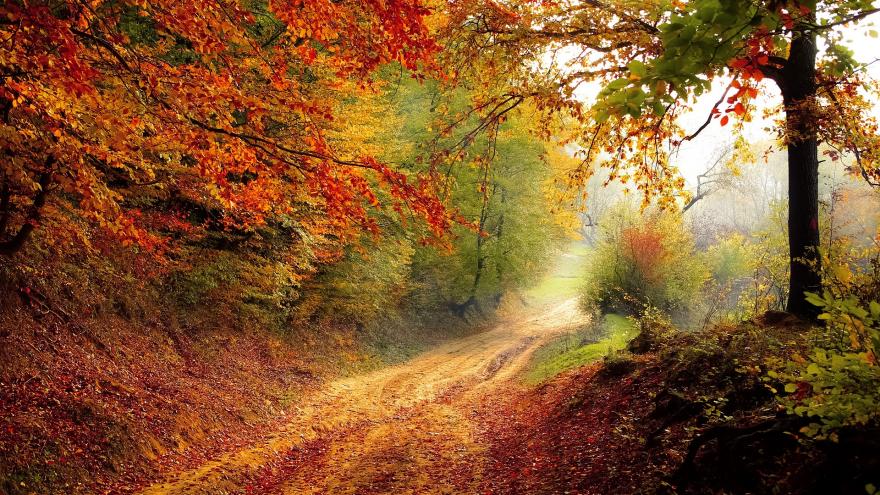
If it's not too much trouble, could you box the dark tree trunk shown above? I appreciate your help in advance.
[468,235,485,305]
[0,169,52,257]
[780,32,822,318]
[0,96,54,257]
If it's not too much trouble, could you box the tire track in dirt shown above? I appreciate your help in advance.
[138,298,586,495]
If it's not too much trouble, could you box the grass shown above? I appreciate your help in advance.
[526,243,590,303]
[524,313,638,384]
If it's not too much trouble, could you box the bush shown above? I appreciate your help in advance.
[599,351,637,378]
[580,204,709,318]
[628,306,677,354]
[292,235,415,325]
[769,292,880,438]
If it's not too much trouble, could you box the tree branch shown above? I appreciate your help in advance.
[683,80,735,142]
[813,7,880,30]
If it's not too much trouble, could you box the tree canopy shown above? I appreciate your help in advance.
[0,0,453,259]
[3,0,880,316]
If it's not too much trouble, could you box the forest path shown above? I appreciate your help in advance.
[139,298,586,495]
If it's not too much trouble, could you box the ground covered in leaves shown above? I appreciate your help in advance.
[0,290,471,495]
[3,299,879,495]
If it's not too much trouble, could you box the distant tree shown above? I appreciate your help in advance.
[682,145,736,213]
[385,81,573,314]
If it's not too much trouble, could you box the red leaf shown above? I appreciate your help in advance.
[729,58,748,69]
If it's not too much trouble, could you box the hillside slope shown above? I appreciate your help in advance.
[479,313,880,494]
[0,290,478,495]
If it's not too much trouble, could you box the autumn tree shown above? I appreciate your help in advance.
[0,0,451,261]
[442,0,880,318]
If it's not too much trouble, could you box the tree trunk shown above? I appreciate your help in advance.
[493,186,506,304]
[0,169,52,257]
[466,186,492,308]
[780,32,822,318]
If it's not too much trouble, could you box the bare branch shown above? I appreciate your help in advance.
[683,80,735,142]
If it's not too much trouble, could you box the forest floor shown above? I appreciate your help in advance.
[135,298,588,495]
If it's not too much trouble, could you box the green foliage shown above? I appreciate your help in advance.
[769,292,880,438]
[277,76,574,326]
[392,81,572,311]
[170,254,237,308]
[597,0,879,121]
[524,314,638,384]
[580,204,709,317]
[735,201,790,317]
[167,245,302,332]
[294,234,416,325]
[705,233,752,285]
[594,0,757,122]
[818,217,880,307]
[628,305,678,353]
[689,233,756,326]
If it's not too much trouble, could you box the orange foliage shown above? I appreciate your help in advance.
[620,226,670,285]
[0,0,451,257]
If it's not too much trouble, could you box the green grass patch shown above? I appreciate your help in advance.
[526,243,590,302]
[523,313,638,384]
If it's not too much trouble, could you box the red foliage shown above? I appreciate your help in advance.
[476,359,685,494]
[620,226,670,284]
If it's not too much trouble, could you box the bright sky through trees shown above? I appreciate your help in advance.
[558,19,880,184]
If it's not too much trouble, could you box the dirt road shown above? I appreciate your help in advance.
[139,298,586,495]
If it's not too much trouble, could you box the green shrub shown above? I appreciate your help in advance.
[293,236,415,325]
[769,292,880,438]
[628,305,677,353]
